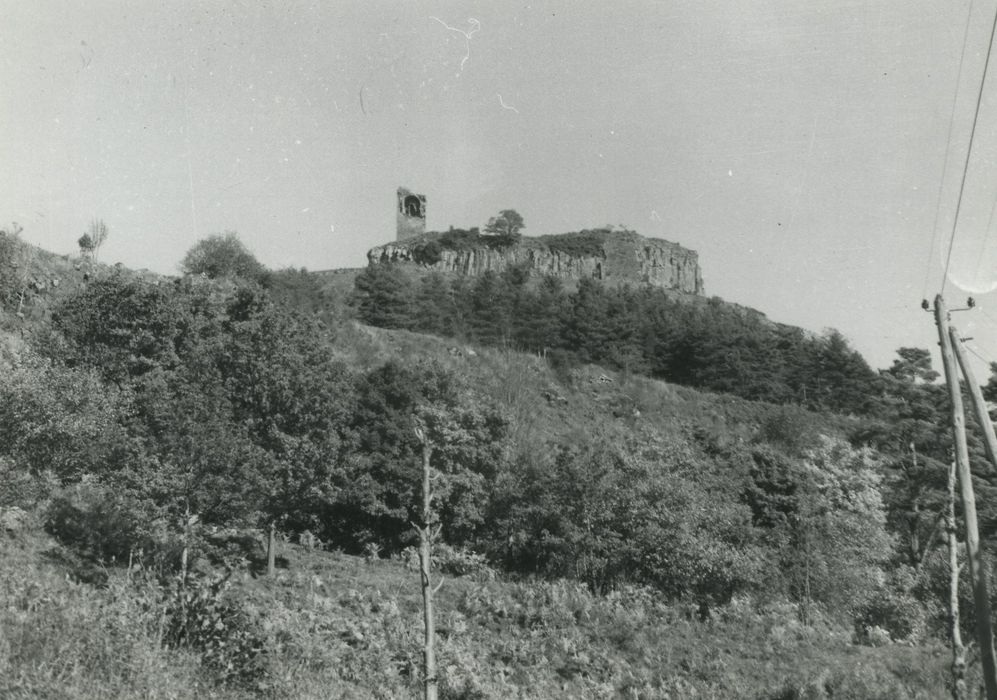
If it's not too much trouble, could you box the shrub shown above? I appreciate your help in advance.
[438,228,481,252]
[536,229,609,257]
[434,543,495,579]
[0,348,127,481]
[0,456,56,508]
[854,566,928,644]
[412,240,443,266]
[163,572,270,690]
[44,480,178,572]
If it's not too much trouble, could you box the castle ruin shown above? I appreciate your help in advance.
[396,187,426,240]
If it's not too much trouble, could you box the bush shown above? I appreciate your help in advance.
[163,572,270,690]
[854,566,929,644]
[0,347,127,482]
[434,543,495,579]
[490,438,764,600]
[44,480,178,572]
[537,229,609,257]
[412,240,443,266]
[438,228,481,252]
[0,456,56,508]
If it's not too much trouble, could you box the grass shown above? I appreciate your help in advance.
[530,228,613,258]
[332,323,852,460]
[389,228,629,260]
[0,524,963,699]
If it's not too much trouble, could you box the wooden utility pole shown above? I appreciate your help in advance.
[952,327,997,473]
[934,294,997,699]
[414,425,438,700]
[947,460,968,700]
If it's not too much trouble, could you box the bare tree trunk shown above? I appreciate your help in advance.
[949,460,968,700]
[267,520,276,576]
[415,427,438,700]
[181,504,190,586]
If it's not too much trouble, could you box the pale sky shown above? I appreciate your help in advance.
[5,0,997,373]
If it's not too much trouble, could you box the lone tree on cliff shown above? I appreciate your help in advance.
[484,209,524,244]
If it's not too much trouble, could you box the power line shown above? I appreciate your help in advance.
[979,304,997,329]
[925,0,977,298]
[942,0,997,296]
[956,308,997,369]
[971,186,997,285]
[966,340,996,367]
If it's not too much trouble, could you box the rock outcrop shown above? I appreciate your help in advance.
[367,229,704,295]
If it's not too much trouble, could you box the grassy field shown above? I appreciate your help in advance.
[0,521,966,700]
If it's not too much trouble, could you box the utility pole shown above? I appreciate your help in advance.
[934,294,997,700]
[951,327,997,474]
[947,459,968,700]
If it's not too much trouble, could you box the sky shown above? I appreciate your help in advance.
[5,0,997,373]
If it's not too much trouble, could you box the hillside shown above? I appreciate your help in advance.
[0,523,956,699]
[0,234,984,698]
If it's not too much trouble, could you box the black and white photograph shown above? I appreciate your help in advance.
[5,1,997,697]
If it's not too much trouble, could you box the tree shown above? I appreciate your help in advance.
[468,271,513,346]
[492,433,763,599]
[514,275,567,352]
[78,218,109,262]
[213,285,351,565]
[180,232,268,283]
[857,348,949,569]
[888,347,940,384]
[0,347,128,483]
[982,362,997,406]
[412,274,453,336]
[267,267,339,322]
[352,264,414,329]
[810,329,877,413]
[562,278,613,363]
[750,436,893,623]
[46,272,354,571]
[483,209,524,244]
[51,276,196,383]
[334,360,506,552]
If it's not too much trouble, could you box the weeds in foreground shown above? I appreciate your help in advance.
[0,529,966,699]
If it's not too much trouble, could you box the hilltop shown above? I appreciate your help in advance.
[367,227,704,294]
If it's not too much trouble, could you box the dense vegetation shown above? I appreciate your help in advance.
[352,264,876,413]
[399,221,625,264]
[2,226,997,696]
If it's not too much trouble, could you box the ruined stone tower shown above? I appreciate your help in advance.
[396,187,426,240]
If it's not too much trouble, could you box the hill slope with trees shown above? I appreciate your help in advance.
[0,226,994,697]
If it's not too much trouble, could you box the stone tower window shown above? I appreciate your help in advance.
[403,195,424,218]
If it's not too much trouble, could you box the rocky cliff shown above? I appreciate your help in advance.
[366,229,704,295]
